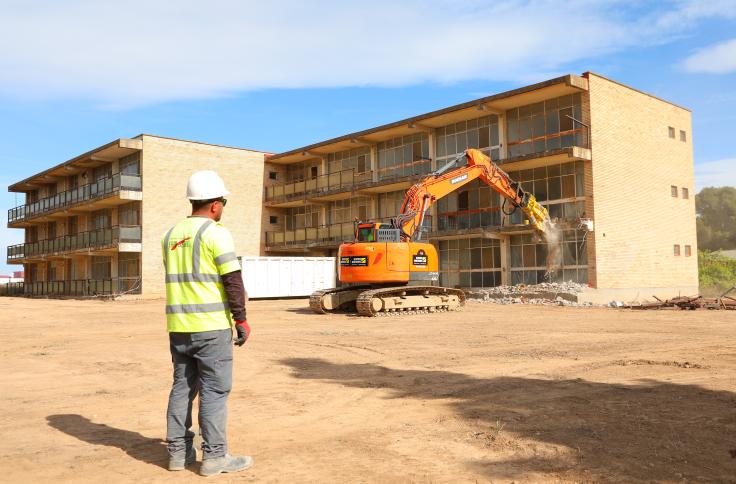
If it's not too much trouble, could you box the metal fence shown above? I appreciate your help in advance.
[8,173,142,224]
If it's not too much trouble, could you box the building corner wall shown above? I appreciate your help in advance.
[587,73,698,294]
[140,136,266,296]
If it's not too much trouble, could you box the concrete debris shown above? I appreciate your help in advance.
[465,282,594,307]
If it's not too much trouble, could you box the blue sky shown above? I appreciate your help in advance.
[1,0,735,273]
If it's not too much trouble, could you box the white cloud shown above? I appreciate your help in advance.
[683,38,736,74]
[0,0,732,107]
[695,158,736,190]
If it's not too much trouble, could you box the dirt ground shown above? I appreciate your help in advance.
[1,297,735,483]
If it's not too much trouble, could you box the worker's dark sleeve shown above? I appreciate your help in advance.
[221,270,247,321]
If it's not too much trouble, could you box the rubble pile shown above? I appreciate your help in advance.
[617,293,736,310]
[465,282,593,307]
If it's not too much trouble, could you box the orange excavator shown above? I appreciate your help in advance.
[310,148,553,316]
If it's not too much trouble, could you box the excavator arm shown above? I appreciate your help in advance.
[395,148,551,240]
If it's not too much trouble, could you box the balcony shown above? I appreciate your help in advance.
[265,169,375,207]
[0,278,142,297]
[8,173,142,226]
[6,225,142,263]
[265,216,433,251]
[265,222,356,251]
[265,161,438,208]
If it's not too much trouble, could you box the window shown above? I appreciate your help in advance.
[684,245,692,257]
[357,154,370,174]
[118,202,140,226]
[329,197,370,224]
[268,171,278,181]
[439,238,502,288]
[378,190,405,219]
[506,94,584,158]
[310,166,318,179]
[510,229,588,285]
[286,205,320,230]
[377,133,429,180]
[436,115,500,164]
[120,153,140,175]
[671,185,678,197]
[269,215,278,224]
[682,187,689,199]
[118,253,141,277]
[328,147,370,175]
[680,130,686,142]
[93,164,112,181]
[668,127,675,138]
[674,244,681,256]
[91,256,112,279]
[92,209,112,229]
[67,216,78,236]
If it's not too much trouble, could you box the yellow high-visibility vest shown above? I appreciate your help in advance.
[162,217,241,333]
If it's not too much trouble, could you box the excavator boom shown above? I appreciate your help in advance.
[396,148,551,240]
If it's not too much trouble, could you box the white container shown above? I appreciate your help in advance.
[240,257,336,298]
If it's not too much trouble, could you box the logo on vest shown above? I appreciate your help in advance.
[170,237,191,251]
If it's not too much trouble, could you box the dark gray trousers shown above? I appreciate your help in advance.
[166,329,233,459]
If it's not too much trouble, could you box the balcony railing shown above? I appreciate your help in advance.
[266,169,374,204]
[0,278,142,297]
[265,216,433,249]
[6,225,141,261]
[266,221,356,248]
[8,172,142,224]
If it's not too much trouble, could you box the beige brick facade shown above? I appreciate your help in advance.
[139,136,266,296]
[586,73,697,297]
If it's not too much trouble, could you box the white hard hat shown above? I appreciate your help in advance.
[186,170,230,200]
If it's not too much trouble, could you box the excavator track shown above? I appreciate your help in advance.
[355,286,465,317]
[309,285,373,314]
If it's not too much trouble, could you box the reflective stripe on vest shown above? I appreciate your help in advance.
[166,302,228,314]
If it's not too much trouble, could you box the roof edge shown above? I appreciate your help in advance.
[135,133,272,154]
[268,74,583,161]
[583,72,691,112]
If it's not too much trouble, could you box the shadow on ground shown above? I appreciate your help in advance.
[46,414,169,470]
[280,357,736,481]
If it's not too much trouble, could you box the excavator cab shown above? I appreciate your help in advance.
[355,223,378,242]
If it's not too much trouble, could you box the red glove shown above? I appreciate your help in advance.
[234,320,251,346]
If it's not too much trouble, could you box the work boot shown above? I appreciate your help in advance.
[199,454,253,477]
[168,446,197,471]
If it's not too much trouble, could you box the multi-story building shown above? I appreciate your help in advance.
[5,72,697,301]
[6,135,266,297]
[262,72,697,301]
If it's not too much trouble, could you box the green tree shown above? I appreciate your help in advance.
[699,250,736,295]
[696,187,736,250]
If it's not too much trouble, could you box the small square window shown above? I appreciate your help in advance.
[671,185,678,197]
[674,244,680,256]
[682,187,689,199]
[680,130,686,142]
[268,171,278,180]
[668,127,675,138]
[269,216,278,224]
[684,245,691,257]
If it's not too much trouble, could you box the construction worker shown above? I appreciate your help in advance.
[162,170,252,477]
